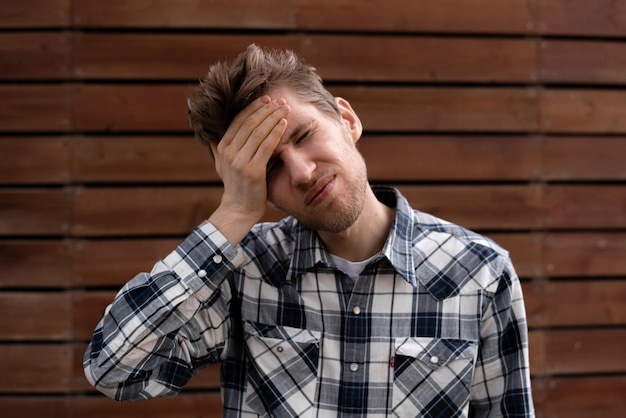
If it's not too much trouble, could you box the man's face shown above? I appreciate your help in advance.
[265,86,368,233]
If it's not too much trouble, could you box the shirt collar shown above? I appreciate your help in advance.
[287,186,418,287]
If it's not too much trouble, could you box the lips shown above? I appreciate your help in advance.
[304,175,335,206]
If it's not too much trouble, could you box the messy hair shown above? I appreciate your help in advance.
[187,44,340,147]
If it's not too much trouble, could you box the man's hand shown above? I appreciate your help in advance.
[208,95,290,246]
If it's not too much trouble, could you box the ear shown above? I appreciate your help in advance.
[335,97,363,143]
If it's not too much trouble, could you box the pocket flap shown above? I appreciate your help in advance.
[395,337,476,371]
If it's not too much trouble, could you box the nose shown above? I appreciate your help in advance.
[283,148,315,186]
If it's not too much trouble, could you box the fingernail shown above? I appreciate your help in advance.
[260,96,271,104]
[276,98,286,106]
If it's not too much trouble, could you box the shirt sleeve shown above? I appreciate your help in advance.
[83,221,244,401]
[470,257,535,417]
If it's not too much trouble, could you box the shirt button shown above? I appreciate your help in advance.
[430,356,439,365]
[198,269,207,278]
[213,255,223,264]
[352,306,361,315]
[276,346,284,353]
[350,363,359,372]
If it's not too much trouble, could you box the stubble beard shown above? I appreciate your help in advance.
[298,158,368,234]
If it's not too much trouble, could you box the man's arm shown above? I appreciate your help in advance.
[470,259,535,417]
[83,222,241,401]
[83,96,290,400]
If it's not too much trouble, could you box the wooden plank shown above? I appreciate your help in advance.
[72,136,217,183]
[399,185,545,230]
[73,33,537,83]
[71,186,223,236]
[298,0,533,34]
[0,397,69,418]
[300,35,537,83]
[539,40,626,84]
[543,136,626,180]
[72,239,180,287]
[0,85,72,132]
[0,33,70,79]
[545,186,626,229]
[0,137,71,184]
[487,233,543,279]
[72,135,539,183]
[537,0,626,37]
[72,85,188,132]
[72,0,296,29]
[0,344,72,392]
[530,329,626,376]
[0,240,72,287]
[0,292,71,340]
[543,232,626,277]
[0,189,71,235]
[72,393,223,418]
[0,0,70,28]
[524,280,626,327]
[330,87,538,133]
[533,376,626,418]
[72,85,539,133]
[361,136,540,181]
[73,33,291,80]
[541,89,626,133]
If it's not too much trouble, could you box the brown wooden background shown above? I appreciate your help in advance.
[1,1,625,417]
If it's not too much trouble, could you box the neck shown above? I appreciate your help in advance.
[318,186,396,262]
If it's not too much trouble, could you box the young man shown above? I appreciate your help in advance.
[84,44,534,417]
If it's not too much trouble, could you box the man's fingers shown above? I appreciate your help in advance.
[220,96,272,148]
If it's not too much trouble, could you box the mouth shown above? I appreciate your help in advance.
[304,175,336,207]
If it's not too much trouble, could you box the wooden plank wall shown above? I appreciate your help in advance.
[1,0,625,416]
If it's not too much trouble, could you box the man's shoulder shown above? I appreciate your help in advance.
[410,208,511,266]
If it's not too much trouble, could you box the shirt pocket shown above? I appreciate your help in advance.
[243,321,321,417]
[392,337,477,416]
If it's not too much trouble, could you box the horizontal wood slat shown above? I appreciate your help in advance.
[0,33,71,79]
[2,186,622,238]
[0,344,73,392]
[0,240,72,287]
[71,34,538,82]
[0,292,71,340]
[3,33,625,85]
[72,0,297,29]
[541,89,626,133]
[0,0,70,28]
[537,0,626,37]
[524,281,626,327]
[530,328,626,376]
[0,85,72,132]
[4,135,624,185]
[539,40,626,84]
[533,376,626,417]
[71,392,224,418]
[0,137,72,184]
[0,189,72,235]
[543,233,626,277]
[4,85,626,134]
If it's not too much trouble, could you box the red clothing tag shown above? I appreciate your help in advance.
[390,356,395,368]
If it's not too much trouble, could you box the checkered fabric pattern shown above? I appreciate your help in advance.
[84,186,534,417]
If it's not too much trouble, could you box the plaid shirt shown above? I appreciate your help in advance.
[84,186,534,417]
